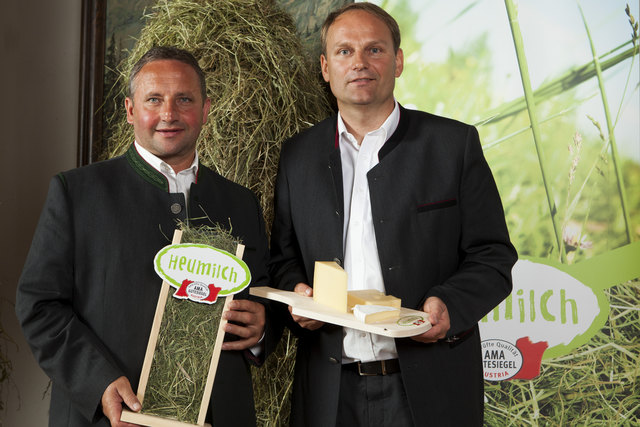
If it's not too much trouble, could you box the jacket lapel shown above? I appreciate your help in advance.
[378,104,411,161]
[325,118,345,260]
[328,149,344,222]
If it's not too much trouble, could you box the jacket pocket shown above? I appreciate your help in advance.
[417,198,457,213]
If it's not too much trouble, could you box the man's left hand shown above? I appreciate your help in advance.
[411,296,451,343]
[221,299,265,350]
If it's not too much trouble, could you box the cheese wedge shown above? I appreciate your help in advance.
[347,289,401,311]
[353,304,400,324]
[313,261,348,312]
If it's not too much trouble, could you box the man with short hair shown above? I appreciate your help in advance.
[269,3,517,426]
[17,46,276,427]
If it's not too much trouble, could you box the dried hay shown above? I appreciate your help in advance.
[0,307,16,413]
[102,0,332,231]
[142,223,239,423]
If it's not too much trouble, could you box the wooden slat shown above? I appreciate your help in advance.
[121,409,211,427]
[136,229,183,403]
[196,243,245,425]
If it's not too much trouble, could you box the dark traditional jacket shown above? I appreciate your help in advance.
[270,106,517,426]
[16,145,277,426]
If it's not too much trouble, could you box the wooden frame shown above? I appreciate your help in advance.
[78,0,155,166]
[78,0,106,167]
[121,230,245,426]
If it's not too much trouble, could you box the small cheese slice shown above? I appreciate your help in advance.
[347,289,401,311]
[353,304,400,324]
[313,261,348,312]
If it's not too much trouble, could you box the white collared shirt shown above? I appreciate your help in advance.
[134,141,199,201]
[339,101,400,363]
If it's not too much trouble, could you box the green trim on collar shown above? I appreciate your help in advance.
[125,145,169,192]
[57,172,67,189]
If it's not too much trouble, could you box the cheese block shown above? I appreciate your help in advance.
[347,289,401,311]
[353,305,400,324]
[313,261,348,312]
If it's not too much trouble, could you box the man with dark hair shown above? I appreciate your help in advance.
[128,46,207,101]
[17,46,277,426]
[270,3,517,426]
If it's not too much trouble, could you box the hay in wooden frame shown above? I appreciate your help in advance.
[141,222,240,423]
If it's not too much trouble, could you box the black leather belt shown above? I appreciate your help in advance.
[343,359,401,376]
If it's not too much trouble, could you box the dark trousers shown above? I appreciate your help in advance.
[337,368,414,427]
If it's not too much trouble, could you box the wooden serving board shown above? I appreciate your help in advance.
[250,286,431,338]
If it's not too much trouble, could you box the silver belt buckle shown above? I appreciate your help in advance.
[357,360,385,376]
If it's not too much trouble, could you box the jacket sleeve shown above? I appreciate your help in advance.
[242,190,284,362]
[267,144,321,339]
[426,125,517,336]
[15,176,124,423]
[268,144,309,292]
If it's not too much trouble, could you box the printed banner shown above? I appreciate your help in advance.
[480,242,640,381]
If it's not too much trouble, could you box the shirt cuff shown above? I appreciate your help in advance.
[248,331,266,357]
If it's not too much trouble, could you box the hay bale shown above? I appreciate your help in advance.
[103,0,332,231]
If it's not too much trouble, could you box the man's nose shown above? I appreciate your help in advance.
[161,102,176,121]
[351,50,368,70]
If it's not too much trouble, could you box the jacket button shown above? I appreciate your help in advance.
[170,203,182,214]
[328,357,339,364]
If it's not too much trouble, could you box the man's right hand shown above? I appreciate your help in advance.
[290,283,324,330]
[101,376,141,426]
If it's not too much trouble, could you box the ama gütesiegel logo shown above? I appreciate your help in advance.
[480,258,607,381]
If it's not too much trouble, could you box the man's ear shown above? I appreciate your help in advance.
[125,97,134,124]
[202,98,211,124]
[320,54,330,83]
[395,48,404,78]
